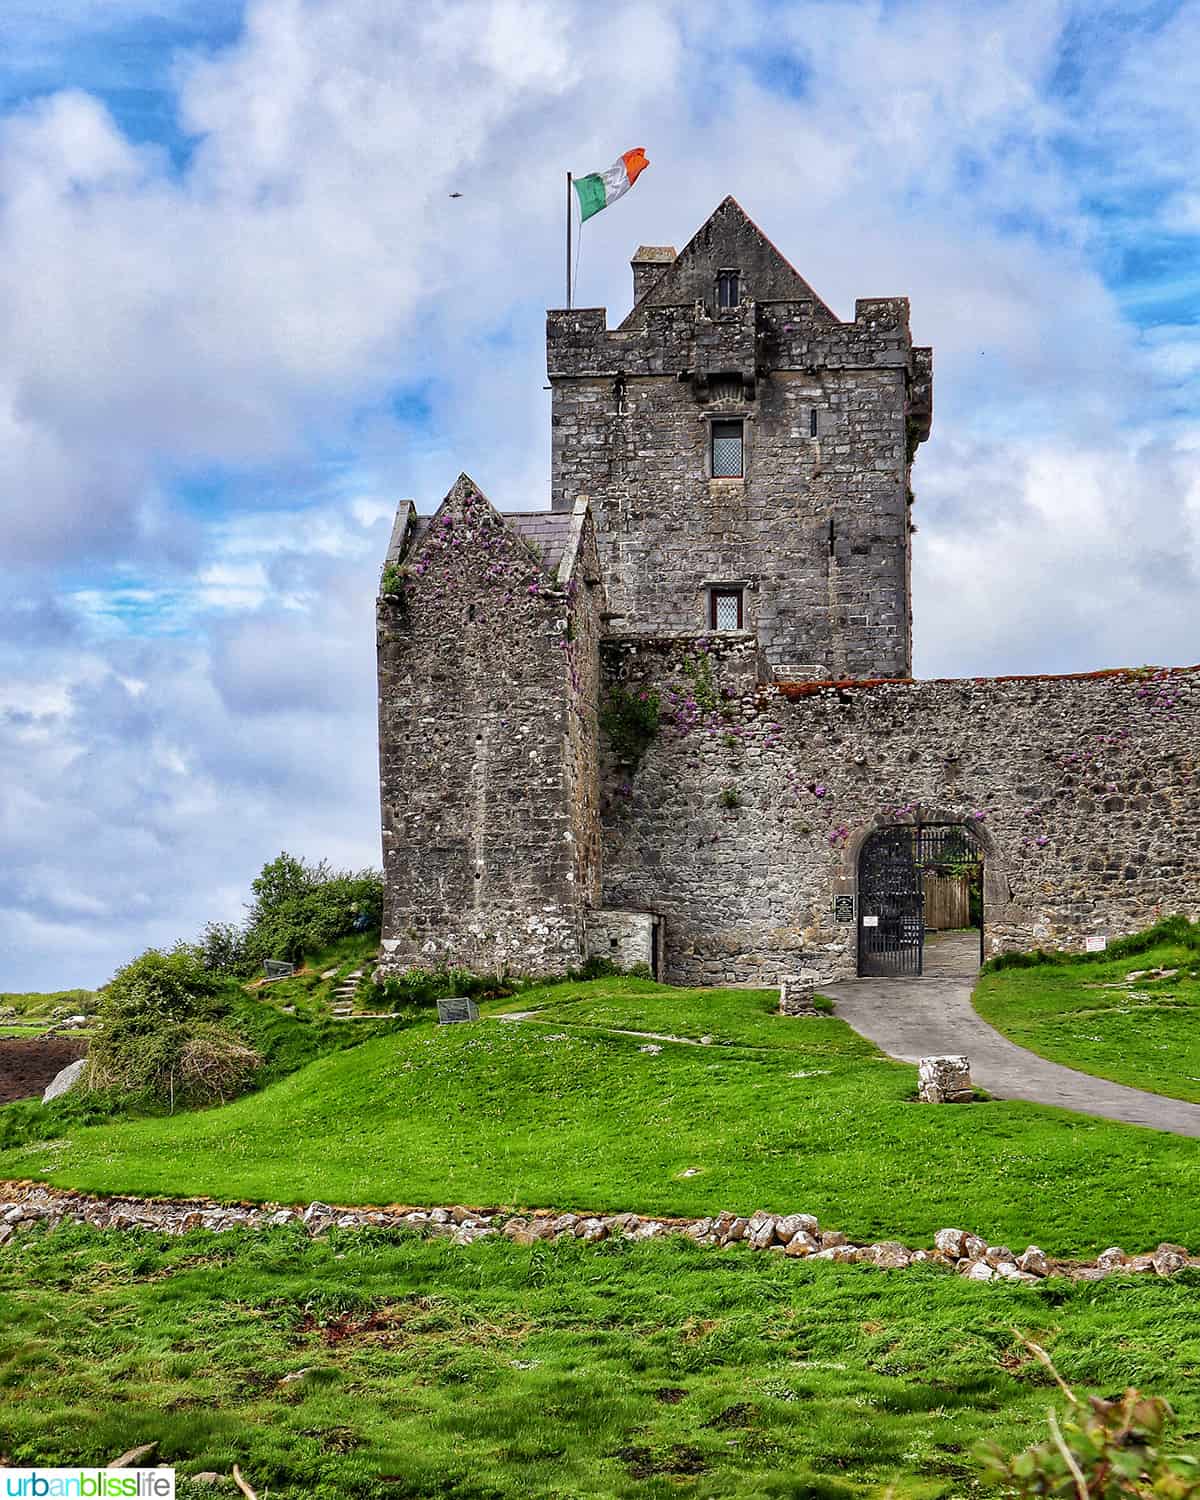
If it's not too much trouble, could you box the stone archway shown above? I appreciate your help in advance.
[836,809,1008,978]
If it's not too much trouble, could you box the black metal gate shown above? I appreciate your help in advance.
[857,824,982,977]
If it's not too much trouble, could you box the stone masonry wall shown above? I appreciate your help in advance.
[599,640,1200,985]
[377,479,601,977]
[547,294,928,679]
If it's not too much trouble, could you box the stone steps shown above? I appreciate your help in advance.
[330,968,365,1018]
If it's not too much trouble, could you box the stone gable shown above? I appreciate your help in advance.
[377,475,601,976]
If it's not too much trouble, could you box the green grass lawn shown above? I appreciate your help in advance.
[2,1222,1199,1499]
[4,977,1200,1255]
[974,939,1200,1104]
[0,987,96,1038]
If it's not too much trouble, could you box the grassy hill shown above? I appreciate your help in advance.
[3,974,1199,1255]
[975,930,1200,1103]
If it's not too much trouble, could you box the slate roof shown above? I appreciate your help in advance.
[505,510,574,574]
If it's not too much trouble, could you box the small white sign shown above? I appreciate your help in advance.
[1085,935,1108,952]
[862,915,879,928]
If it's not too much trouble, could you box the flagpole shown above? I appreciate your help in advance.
[566,172,573,308]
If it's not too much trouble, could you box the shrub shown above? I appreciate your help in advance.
[88,947,260,1109]
[366,967,521,1010]
[195,920,251,975]
[243,852,383,967]
[95,947,223,1031]
[600,686,661,766]
[978,1339,1200,1499]
[89,1018,260,1109]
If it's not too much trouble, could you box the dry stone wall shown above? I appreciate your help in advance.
[2,1185,1193,1283]
[599,641,1200,984]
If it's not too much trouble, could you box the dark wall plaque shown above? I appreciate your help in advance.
[437,997,480,1025]
[833,895,855,923]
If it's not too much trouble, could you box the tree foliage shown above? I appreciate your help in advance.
[189,853,384,975]
[242,852,383,968]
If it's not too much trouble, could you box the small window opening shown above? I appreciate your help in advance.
[716,270,740,309]
[468,603,476,622]
[711,419,743,478]
[810,408,818,437]
[710,588,744,631]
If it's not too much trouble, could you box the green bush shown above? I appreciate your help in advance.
[194,919,251,975]
[978,1345,1200,1500]
[600,686,661,765]
[88,947,260,1109]
[242,852,383,968]
[366,967,521,1009]
[95,947,224,1030]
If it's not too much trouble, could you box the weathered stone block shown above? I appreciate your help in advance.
[779,975,821,1016]
[917,1055,973,1104]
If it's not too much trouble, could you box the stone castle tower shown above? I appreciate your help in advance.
[376,197,943,981]
[548,197,932,678]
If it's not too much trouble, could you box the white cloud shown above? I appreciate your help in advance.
[3,0,1200,987]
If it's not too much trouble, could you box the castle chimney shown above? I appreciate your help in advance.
[630,245,676,307]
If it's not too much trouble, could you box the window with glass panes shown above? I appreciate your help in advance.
[716,270,739,308]
[711,419,743,477]
[710,588,743,631]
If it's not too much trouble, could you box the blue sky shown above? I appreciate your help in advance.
[1,0,1198,991]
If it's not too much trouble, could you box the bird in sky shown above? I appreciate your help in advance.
[449,192,463,198]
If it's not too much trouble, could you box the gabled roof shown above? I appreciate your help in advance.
[620,196,838,326]
[506,511,574,576]
[382,476,592,586]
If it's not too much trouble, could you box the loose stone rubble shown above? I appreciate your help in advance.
[0,1185,1194,1283]
[917,1055,974,1103]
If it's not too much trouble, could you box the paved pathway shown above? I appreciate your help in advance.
[824,931,1200,1138]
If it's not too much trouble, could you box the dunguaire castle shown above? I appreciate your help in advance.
[377,198,1199,984]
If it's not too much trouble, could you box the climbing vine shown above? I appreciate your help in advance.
[600,685,661,766]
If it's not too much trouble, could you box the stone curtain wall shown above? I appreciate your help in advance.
[599,641,1200,984]
[377,479,601,978]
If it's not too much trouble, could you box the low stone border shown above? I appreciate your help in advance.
[0,1184,1194,1282]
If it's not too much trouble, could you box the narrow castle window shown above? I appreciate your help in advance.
[711,419,744,478]
[810,408,819,437]
[710,588,744,631]
[716,270,740,308]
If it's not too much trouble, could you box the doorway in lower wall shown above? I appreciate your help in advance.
[856,823,983,978]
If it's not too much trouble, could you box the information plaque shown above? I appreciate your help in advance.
[437,997,480,1025]
[833,895,855,923]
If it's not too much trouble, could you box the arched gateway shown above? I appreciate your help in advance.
[856,823,984,977]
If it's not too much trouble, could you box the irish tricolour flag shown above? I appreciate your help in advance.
[573,148,649,223]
